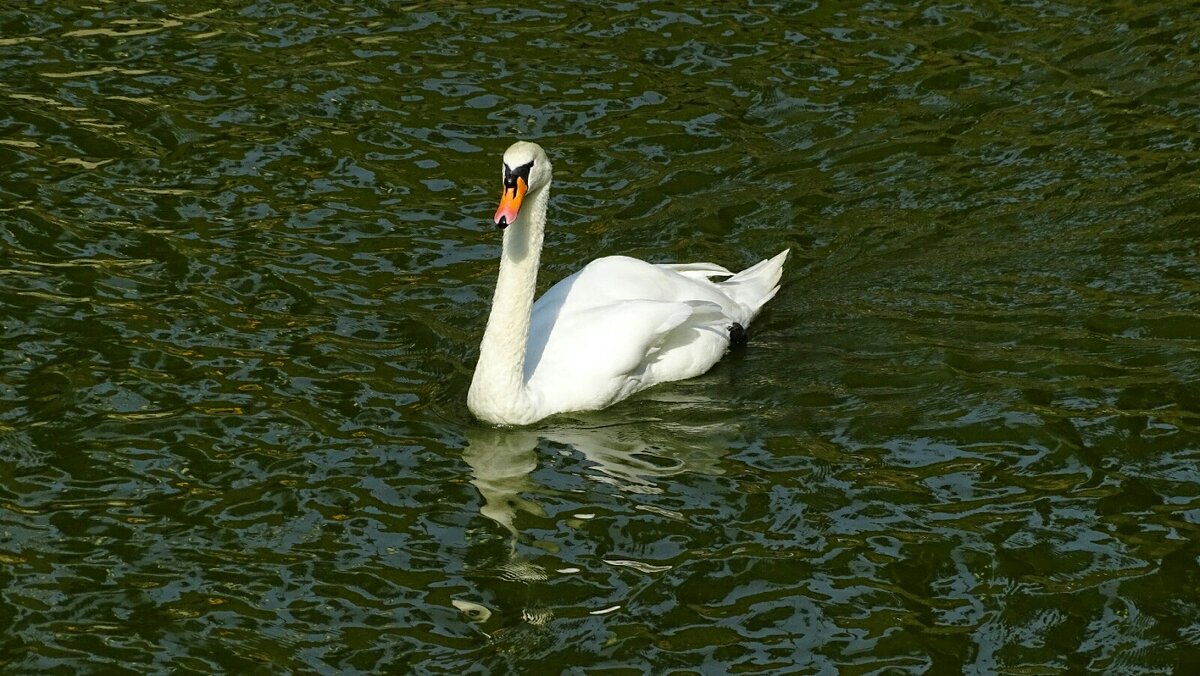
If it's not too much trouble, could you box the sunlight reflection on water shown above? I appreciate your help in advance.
[1,0,1198,672]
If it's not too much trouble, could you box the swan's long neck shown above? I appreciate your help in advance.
[469,178,551,424]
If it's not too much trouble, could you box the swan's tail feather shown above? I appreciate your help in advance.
[719,249,789,325]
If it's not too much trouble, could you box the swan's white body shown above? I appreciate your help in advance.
[468,142,788,426]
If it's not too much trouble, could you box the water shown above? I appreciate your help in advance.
[2,0,1198,671]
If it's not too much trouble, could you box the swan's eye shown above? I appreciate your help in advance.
[504,160,533,189]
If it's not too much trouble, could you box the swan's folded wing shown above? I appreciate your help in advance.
[525,299,727,390]
[528,300,687,378]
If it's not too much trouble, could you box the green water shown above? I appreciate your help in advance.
[2,0,1198,672]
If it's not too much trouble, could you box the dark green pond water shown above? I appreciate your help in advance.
[3,0,1199,672]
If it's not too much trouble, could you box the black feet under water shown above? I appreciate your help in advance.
[728,322,748,348]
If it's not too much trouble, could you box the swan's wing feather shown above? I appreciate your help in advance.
[529,299,693,380]
[658,262,734,280]
[535,256,741,316]
[525,299,731,411]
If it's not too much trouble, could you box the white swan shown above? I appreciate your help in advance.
[468,141,789,426]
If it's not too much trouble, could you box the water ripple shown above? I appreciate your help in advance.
[2,0,1199,672]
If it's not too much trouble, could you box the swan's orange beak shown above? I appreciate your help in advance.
[494,176,527,230]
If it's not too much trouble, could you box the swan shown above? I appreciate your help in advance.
[468,141,789,426]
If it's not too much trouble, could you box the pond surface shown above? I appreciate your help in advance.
[2,0,1199,672]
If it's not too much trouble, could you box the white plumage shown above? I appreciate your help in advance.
[468,141,788,426]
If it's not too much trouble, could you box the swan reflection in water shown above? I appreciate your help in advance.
[453,402,738,640]
[463,414,733,533]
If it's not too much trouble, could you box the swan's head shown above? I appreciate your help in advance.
[494,141,551,230]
